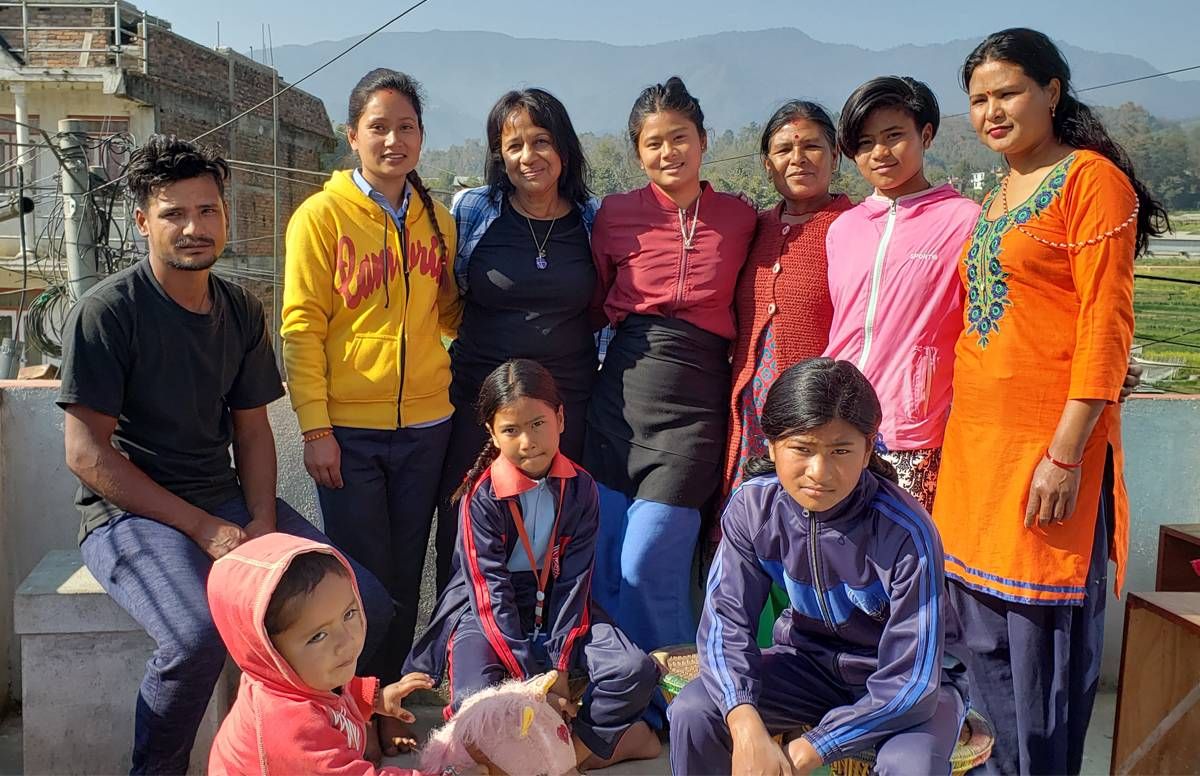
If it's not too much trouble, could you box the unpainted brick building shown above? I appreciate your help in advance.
[0,0,335,345]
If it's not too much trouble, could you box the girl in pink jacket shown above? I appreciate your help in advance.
[823,76,980,509]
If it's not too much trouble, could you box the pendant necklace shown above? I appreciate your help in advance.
[525,213,559,270]
[678,197,700,252]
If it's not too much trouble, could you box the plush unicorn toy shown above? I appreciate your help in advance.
[420,671,578,776]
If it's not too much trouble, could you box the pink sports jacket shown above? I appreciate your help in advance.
[824,184,980,451]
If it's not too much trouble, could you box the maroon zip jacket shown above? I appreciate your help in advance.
[590,181,757,340]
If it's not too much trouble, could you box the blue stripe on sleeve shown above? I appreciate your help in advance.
[823,490,941,750]
[701,553,740,711]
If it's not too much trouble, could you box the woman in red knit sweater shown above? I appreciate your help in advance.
[722,102,851,645]
[725,101,851,495]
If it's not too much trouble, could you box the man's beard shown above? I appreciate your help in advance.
[165,249,219,271]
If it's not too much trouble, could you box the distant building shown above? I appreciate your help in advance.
[0,0,336,360]
[970,171,988,192]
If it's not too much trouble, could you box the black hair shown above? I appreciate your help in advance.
[347,68,448,263]
[760,100,837,158]
[126,134,229,209]
[837,76,940,159]
[484,89,593,207]
[962,28,1169,254]
[742,358,898,484]
[264,551,351,636]
[451,359,565,504]
[627,76,706,147]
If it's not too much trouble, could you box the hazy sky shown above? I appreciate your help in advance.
[146,0,1199,78]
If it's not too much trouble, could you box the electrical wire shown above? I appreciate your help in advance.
[88,0,437,197]
[942,64,1200,119]
[1135,273,1200,286]
[224,158,329,177]
[227,163,324,191]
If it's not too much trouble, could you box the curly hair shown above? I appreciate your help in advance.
[125,134,229,208]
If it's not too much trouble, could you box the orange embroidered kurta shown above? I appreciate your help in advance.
[932,150,1135,605]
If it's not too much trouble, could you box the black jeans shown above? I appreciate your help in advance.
[318,422,451,683]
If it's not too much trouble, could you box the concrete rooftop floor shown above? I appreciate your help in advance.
[0,691,1116,775]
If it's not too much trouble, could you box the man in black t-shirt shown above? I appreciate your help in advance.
[57,135,394,775]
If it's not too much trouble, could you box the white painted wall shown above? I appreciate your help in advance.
[0,381,318,711]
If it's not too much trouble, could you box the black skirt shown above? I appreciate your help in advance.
[584,314,731,508]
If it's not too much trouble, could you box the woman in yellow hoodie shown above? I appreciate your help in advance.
[281,68,460,755]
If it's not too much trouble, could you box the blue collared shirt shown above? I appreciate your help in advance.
[507,477,556,572]
[352,168,412,233]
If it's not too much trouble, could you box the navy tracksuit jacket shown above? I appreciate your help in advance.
[406,452,658,759]
[671,470,969,773]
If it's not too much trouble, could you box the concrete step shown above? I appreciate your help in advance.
[14,550,234,776]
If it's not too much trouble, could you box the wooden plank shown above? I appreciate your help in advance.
[1158,525,1200,592]
[1163,525,1200,542]
[1112,595,1200,774]
[1132,591,1200,631]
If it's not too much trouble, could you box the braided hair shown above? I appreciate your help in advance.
[451,359,564,504]
[348,68,449,264]
[742,358,898,485]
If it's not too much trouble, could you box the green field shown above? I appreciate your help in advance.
[1133,259,1200,394]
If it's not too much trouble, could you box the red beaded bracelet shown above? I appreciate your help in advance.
[302,428,333,443]
[1045,451,1083,470]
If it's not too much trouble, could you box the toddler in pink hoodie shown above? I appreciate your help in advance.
[206,534,437,775]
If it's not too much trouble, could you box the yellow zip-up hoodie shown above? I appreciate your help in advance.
[282,170,461,433]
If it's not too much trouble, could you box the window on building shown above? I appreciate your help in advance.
[0,114,41,191]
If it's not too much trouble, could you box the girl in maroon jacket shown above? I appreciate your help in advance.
[585,77,757,652]
[407,359,660,770]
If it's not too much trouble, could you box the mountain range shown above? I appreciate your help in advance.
[269,28,1200,148]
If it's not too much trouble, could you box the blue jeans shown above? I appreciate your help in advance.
[80,496,394,775]
[592,484,700,651]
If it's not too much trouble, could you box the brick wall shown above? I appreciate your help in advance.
[0,3,137,68]
[124,24,335,317]
[1,7,333,319]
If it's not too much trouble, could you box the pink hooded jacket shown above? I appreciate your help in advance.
[824,184,980,451]
[206,534,421,776]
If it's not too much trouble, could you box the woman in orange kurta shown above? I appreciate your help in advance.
[933,28,1169,776]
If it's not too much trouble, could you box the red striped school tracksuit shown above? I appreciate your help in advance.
[405,452,660,759]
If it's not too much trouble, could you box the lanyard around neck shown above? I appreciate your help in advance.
[505,477,567,637]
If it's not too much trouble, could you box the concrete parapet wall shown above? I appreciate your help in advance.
[0,381,317,713]
[0,387,1196,714]
[15,550,234,773]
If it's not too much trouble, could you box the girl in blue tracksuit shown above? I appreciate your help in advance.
[669,358,969,776]
[405,358,661,770]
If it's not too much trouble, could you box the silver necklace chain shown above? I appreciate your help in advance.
[678,197,700,251]
[524,212,558,270]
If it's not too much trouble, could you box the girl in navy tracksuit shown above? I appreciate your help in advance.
[406,358,660,770]
[669,358,970,776]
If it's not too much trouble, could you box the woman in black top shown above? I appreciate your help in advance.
[434,88,600,592]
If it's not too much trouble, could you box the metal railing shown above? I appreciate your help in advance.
[0,0,146,71]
